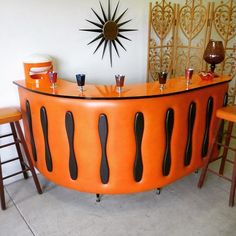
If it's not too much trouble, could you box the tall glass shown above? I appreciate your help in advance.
[76,74,86,92]
[48,71,58,89]
[115,75,125,93]
[158,72,168,90]
[185,68,194,85]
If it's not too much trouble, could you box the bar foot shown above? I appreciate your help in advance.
[96,194,101,202]
[156,188,161,195]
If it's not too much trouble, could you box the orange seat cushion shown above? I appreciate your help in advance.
[216,105,236,123]
[0,107,22,125]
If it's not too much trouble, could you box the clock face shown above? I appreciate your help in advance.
[80,0,137,67]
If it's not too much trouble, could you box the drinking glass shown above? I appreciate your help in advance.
[185,68,194,85]
[115,74,125,93]
[158,72,168,90]
[76,74,86,92]
[48,71,57,89]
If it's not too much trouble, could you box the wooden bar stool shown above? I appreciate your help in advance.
[0,107,42,210]
[198,105,236,207]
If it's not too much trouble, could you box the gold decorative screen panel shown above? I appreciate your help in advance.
[147,1,177,80]
[147,0,236,99]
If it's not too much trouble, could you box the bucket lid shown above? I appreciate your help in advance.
[23,54,52,63]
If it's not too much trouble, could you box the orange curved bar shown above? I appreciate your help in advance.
[14,75,231,194]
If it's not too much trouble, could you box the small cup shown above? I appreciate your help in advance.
[185,68,194,85]
[158,71,168,90]
[76,74,86,92]
[115,74,125,93]
[48,71,57,89]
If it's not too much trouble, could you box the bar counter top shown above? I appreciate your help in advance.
[14,75,231,100]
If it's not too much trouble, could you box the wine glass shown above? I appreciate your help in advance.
[203,40,225,77]
[115,74,125,93]
[76,74,86,92]
[158,71,168,90]
[48,71,57,89]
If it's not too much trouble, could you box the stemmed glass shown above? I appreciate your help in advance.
[185,68,194,85]
[76,74,86,92]
[48,71,57,89]
[203,40,225,77]
[158,72,168,90]
[115,74,125,93]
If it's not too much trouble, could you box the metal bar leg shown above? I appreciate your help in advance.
[96,194,101,202]
[156,188,161,195]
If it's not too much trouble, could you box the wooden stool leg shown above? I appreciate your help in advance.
[198,121,221,188]
[229,155,236,207]
[219,121,234,176]
[14,121,42,194]
[0,156,6,210]
[10,122,28,179]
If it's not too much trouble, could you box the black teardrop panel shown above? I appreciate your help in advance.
[184,102,196,166]
[25,100,37,162]
[65,112,78,180]
[134,112,144,182]
[201,97,214,158]
[163,109,174,176]
[223,93,228,107]
[98,114,109,184]
[218,93,229,148]
[40,107,53,172]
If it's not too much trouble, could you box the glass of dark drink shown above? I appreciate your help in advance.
[185,68,194,85]
[76,74,86,92]
[48,71,58,89]
[158,72,168,90]
[115,75,125,93]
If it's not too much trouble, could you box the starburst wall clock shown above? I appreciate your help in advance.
[80,0,137,67]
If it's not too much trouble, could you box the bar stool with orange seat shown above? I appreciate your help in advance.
[198,105,236,207]
[0,107,42,210]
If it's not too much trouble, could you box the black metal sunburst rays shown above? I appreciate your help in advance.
[80,0,137,67]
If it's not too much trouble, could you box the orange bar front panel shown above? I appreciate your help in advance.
[15,76,230,194]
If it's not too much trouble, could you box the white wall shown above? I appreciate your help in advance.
[0,0,149,183]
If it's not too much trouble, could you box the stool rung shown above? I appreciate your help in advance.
[20,161,30,170]
[2,168,30,180]
[220,130,236,139]
[211,155,223,162]
[226,159,234,164]
[1,157,20,165]
[208,169,232,182]
[215,142,236,152]
[0,133,13,139]
[212,156,235,165]
[0,141,20,149]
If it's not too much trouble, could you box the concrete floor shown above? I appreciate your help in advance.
[1,162,236,236]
